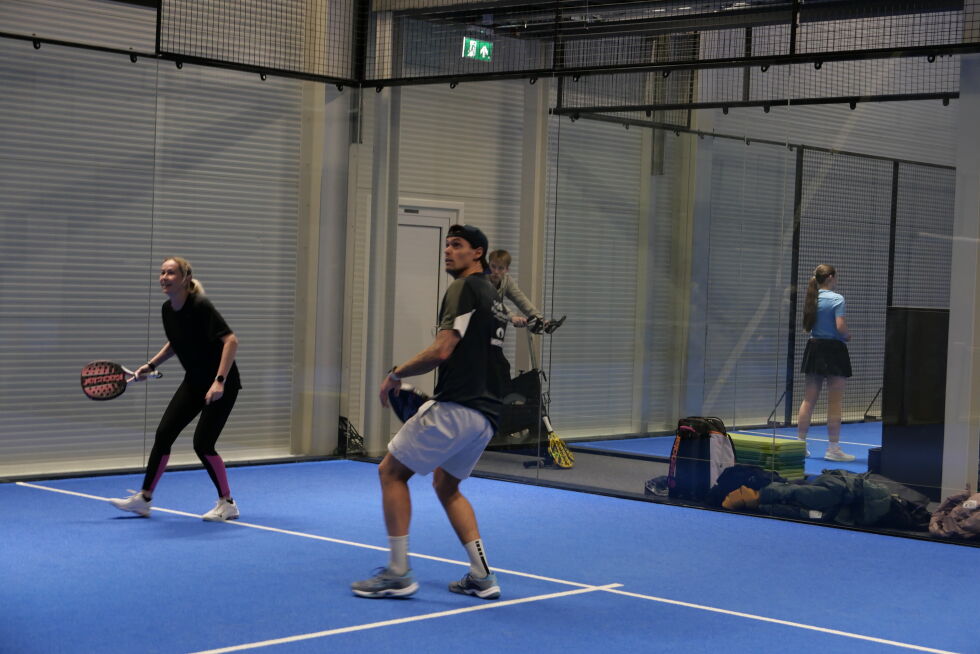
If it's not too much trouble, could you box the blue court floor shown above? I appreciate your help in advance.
[2,459,977,654]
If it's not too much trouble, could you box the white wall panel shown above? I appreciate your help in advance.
[701,138,796,427]
[544,117,643,437]
[0,0,156,52]
[0,40,304,478]
[707,99,957,168]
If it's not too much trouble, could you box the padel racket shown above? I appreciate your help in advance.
[523,328,574,469]
[544,415,575,469]
[387,383,431,423]
[80,360,161,401]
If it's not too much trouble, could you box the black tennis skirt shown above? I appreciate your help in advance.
[801,338,852,378]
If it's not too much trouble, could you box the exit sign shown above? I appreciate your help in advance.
[462,37,493,62]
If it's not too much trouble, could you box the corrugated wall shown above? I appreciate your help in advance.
[0,33,304,477]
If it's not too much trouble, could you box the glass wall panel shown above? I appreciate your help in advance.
[0,41,306,479]
[531,55,971,542]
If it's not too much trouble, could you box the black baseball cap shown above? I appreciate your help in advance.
[447,224,489,263]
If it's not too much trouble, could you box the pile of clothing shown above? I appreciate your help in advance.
[929,491,980,539]
[714,466,931,530]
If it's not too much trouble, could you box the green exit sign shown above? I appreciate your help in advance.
[461,37,493,62]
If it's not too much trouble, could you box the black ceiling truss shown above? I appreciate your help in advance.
[405,0,962,43]
[2,0,977,111]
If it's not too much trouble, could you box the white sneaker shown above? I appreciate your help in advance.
[797,438,811,458]
[110,490,152,517]
[824,448,856,462]
[202,498,239,522]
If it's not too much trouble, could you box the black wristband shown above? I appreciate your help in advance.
[146,362,157,372]
[215,375,225,383]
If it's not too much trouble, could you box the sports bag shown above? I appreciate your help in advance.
[668,416,736,501]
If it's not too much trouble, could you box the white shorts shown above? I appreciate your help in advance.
[388,400,494,480]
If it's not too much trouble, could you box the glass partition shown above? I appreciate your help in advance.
[4,7,975,544]
[508,58,965,540]
[0,40,306,479]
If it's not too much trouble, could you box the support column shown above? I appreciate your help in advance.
[631,127,654,434]
[516,79,550,372]
[361,86,401,455]
[681,114,713,418]
[943,52,980,497]
[291,83,349,455]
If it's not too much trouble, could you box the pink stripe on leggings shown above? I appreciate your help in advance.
[146,455,169,492]
[204,454,231,498]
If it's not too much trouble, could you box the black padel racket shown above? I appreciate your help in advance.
[80,360,161,401]
[388,383,431,423]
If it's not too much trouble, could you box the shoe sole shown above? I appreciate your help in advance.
[450,584,501,600]
[109,501,151,518]
[352,582,419,599]
[202,513,240,522]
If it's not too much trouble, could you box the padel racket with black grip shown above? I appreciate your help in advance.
[80,360,161,401]
[388,383,431,423]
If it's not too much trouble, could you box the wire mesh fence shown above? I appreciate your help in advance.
[367,0,980,82]
[557,54,959,116]
[790,150,954,424]
[159,0,361,82]
[4,0,979,96]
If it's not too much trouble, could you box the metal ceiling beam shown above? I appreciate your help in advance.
[394,0,963,40]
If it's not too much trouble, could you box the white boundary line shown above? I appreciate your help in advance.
[14,482,593,589]
[13,481,962,654]
[605,588,960,654]
[185,584,623,654]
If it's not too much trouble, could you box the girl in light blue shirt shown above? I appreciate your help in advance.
[796,264,856,462]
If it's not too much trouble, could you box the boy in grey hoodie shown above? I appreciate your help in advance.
[488,250,544,328]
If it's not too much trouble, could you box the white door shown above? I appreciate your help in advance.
[393,207,456,402]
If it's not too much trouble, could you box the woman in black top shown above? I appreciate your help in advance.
[109,257,242,521]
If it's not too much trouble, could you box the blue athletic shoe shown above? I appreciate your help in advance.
[351,567,418,599]
[449,571,500,600]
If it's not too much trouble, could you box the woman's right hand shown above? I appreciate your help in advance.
[132,364,153,381]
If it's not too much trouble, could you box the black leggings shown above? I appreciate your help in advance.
[142,381,239,496]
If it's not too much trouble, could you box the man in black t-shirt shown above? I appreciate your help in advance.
[352,224,507,601]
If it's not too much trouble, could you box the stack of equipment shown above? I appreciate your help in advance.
[729,433,805,480]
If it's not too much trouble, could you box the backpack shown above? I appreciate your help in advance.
[490,369,544,447]
[668,416,736,501]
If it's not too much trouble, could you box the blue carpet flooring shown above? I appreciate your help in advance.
[2,459,976,654]
[574,423,880,475]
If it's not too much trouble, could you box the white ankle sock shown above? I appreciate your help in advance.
[388,535,409,575]
[464,539,490,578]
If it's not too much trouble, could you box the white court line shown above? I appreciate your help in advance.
[14,482,594,589]
[185,584,623,654]
[738,430,875,448]
[605,588,960,654]
[15,481,959,654]
[15,482,205,519]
